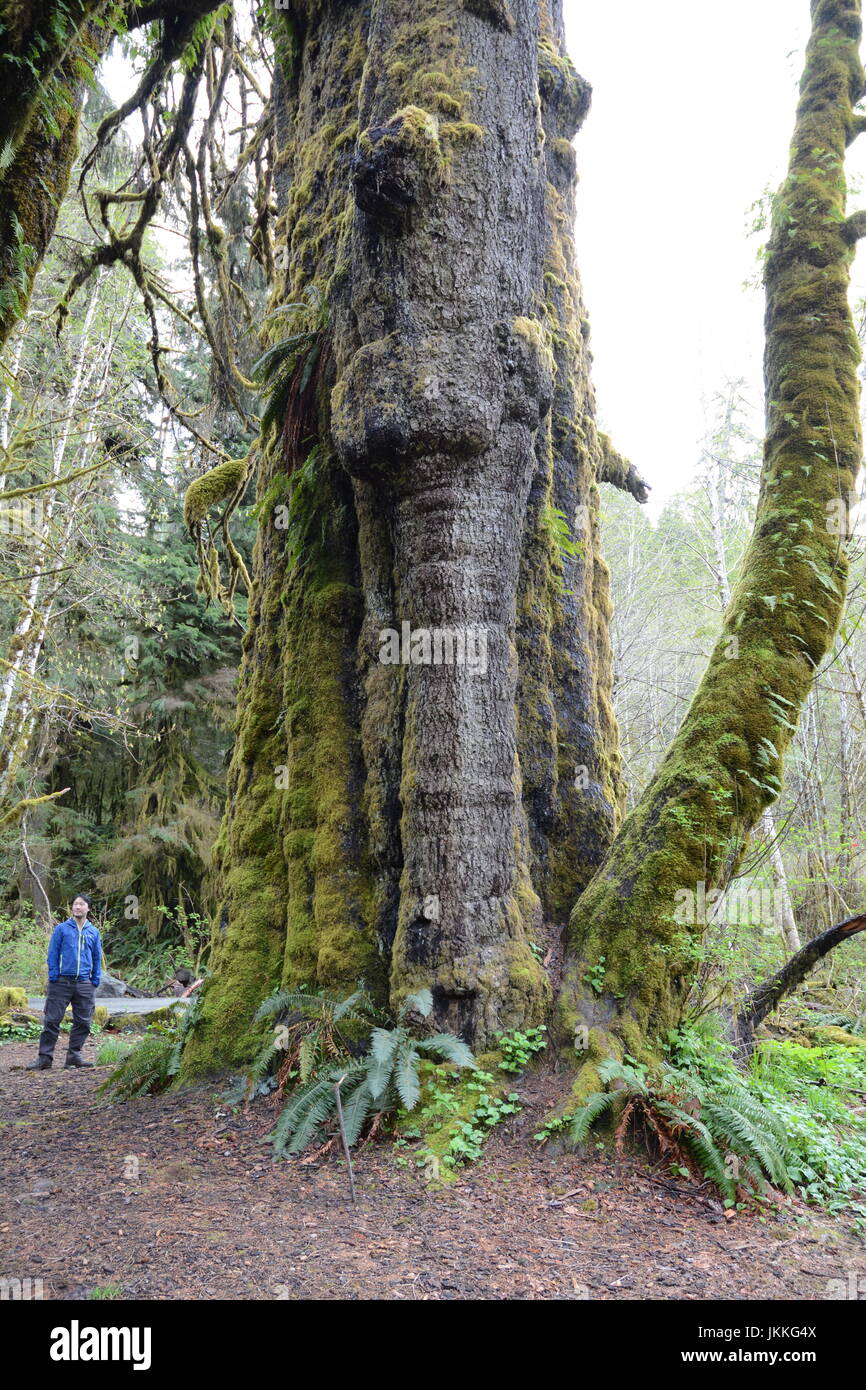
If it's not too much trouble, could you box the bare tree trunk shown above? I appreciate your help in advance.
[761,811,801,954]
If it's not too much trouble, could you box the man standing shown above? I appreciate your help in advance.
[27,895,102,1070]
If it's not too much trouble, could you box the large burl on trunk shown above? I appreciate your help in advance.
[183,0,626,1071]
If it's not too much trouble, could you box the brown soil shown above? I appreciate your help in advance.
[2,1036,865,1301]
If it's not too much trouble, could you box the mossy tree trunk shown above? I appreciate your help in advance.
[560,0,865,1094]
[0,0,102,347]
[183,0,628,1072]
[186,0,864,1085]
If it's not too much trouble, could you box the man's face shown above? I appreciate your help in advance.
[71,897,89,921]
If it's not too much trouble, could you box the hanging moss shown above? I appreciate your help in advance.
[183,456,248,529]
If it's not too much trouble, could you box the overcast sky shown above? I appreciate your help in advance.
[562,0,866,514]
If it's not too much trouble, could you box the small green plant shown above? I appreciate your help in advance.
[95,1038,137,1067]
[411,1068,523,1172]
[251,284,329,442]
[496,1025,548,1073]
[0,1017,41,1040]
[87,1284,124,1300]
[543,504,584,562]
[98,996,202,1099]
[583,956,607,995]
[533,1113,571,1144]
[155,900,211,976]
[266,989,475,1157]
[439,1078,521,1167]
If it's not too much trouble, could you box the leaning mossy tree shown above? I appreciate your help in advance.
[181,0,866,1090]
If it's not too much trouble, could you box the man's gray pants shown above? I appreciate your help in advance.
[38,977,95,1059]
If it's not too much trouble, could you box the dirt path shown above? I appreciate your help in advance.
[2,1037,865,1301]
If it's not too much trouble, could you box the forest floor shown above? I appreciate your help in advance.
[2,1036,865,1302]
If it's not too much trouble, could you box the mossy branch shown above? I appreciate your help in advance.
[846,110,866,142]
[0,787,70,830]
[596,431,650,503]
[184,453,253,616]
[842,208,866,241]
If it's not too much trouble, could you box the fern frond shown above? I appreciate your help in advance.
[253,988,294,1022]
[298,1032,318,1084]
[339,1075,374,1146]
[394,1042,421,1110]
[416,1033,475,1068]
[367,1027,403,1099]
[400,988,433,1020]
[569,1090,615,1144]
[272,1075,335,1157]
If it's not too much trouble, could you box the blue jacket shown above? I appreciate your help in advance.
[47,918,102,986]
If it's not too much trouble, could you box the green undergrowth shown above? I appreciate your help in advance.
[392,1026,549,1179]
[544,1018,866,1222]
[393,1060,519,1180]
[216,983,551,1173]
[97,997,202,1099]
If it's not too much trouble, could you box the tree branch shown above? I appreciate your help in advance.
[847,112,866,144]
[842,209,866,242]
[597,431,650,503]
[734,911,866,1055]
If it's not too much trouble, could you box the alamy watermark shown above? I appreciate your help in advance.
[0,1275,43,1299]
[0,500,44,541]
[673,877,780,933]
[378,621,488,676]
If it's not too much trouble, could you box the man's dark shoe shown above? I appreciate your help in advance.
[64,1051,93,1068]
[26,1056,52,1070]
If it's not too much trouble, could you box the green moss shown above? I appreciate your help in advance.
[0,986,28,1009]
[183,456,248,529]
[807,1026,866,1049]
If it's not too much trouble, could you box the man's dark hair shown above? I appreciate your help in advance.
[71,893,93,910]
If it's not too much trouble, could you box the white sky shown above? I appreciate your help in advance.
[563,0,866,514]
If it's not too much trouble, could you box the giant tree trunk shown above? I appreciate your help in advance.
[184,0,865,1082]
[183,0,627,1071]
